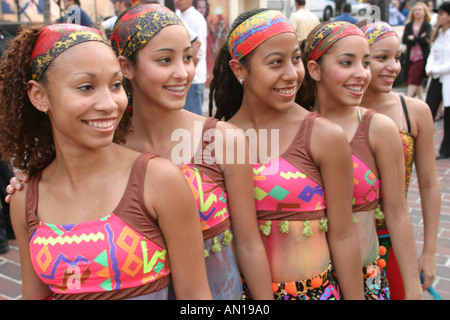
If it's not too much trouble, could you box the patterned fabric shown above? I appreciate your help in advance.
[30,24,108,81]
[363,258,390,300]
[255,265,341,300]
[305,21,366,62]
[253,158,326,217]
[360,21,398,46]
[352,154,380,210]
[227,10,296,61]
[400,130,415,194]
[111,4,184,58]
[29,213,170,296]
[180,164,230,238]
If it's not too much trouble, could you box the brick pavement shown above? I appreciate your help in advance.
[1,109,449,300]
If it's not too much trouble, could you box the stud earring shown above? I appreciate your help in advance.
[239,78,244,85]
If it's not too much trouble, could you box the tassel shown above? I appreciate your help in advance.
[279,220,290,234]
[302,221,313,237]
[211,236,222,253]
[259,220,272,236]
[223,230,233,246]
[319,217,328,232]
[375,206,385,220]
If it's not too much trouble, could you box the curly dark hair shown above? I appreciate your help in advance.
[0,24,131,176]
[208,8,268,121]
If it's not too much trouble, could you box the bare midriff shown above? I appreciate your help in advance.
[259,219,330,283]
[352,210,380,267]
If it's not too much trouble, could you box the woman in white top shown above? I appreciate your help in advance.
[425,2,450,159]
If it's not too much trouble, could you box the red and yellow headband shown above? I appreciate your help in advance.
[227,10,296,61]
[30,24,108,81]
[305,21,366,62]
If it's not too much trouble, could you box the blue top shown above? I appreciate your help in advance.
[56,6,92,27]
[334,12,358,24]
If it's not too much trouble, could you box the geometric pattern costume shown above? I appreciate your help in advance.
[26,153,170,300]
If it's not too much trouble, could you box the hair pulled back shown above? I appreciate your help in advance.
[209,8,268,121]
[297,22,328,110]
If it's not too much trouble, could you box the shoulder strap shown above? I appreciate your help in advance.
[399,95,411,133]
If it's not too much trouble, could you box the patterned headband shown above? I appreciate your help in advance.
[30,24,108,81]
[111,4,184,58]
[360,22,398,45]
[305,21,366,62]
[228,10,296,61]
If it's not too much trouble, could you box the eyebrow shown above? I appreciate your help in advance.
[263,47,301,60]
[73,70,122,78]
[154,46,193,53]
[337,53,371,58]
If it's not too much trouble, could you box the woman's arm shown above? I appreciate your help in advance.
[10,184,52,300]
[370,113,423,300]
[218,122,273,299]
[408,97,441,290]
[145,158,212,300]
[311,118,365,300]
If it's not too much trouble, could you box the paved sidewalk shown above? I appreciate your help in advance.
[1,112,449,300]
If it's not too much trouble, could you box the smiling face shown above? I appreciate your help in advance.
[241,32,304,112]
[366,35,401,94]
[41,41,127,150]
[311,35,371,108]
[122,25,195,113]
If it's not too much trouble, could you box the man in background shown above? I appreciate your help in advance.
[334,3,358,24]
[174,0,207,116]
[99,0,132,40]
[289,0,320,42]
[56,0,92,27]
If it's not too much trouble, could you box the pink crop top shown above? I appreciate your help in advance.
[253,112,326,221]
[26,153,170,300]
[180,117,231,240]
[350,109,380,212]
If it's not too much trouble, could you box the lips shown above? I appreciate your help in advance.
[344,85,364,95]
[379,75,396,84]
[83,119,116,130]
[274,86,296,96]
[165,85,187,97]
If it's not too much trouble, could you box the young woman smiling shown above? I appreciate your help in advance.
[300,21,423,300]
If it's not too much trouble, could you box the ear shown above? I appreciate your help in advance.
[118,56,135,81]
[229,59,248,84]
[307,60,321,82]
[27,80,49,114]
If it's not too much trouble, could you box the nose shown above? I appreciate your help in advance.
[282,60,303,83]
[355,61,370,81]
[94,86,119,113]
[386,57,400,73]
[173,57,190,81]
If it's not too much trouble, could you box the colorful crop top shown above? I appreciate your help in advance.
[350,109,380,212]
[253,112,326,223]
[26,153,170,300]
[180,117,231,241]
[399,95,415,194]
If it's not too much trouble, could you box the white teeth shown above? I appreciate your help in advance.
[345,86,362,92]
[86,120,115,129]
[276,88,295,95]
[166,86,185,92]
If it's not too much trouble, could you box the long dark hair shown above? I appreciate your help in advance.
[209,8,268,120]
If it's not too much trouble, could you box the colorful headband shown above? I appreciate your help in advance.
[111,4,184,58]
[360,22,398,45]
[227,10,296,61]
[30,24,108,81]
[305,21,366,62]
